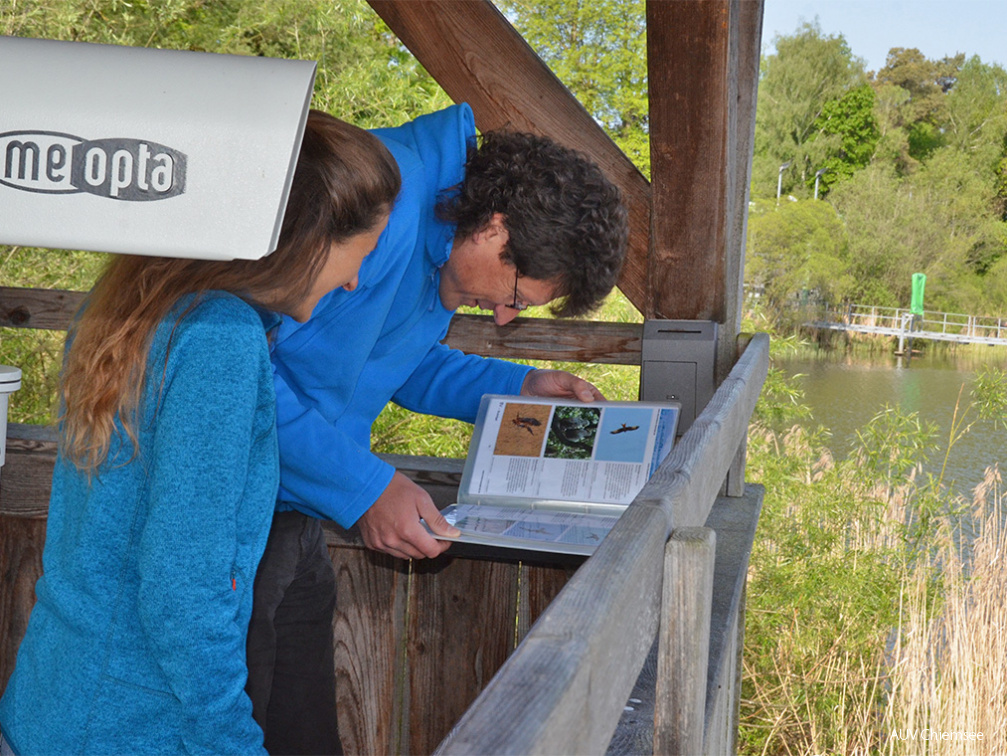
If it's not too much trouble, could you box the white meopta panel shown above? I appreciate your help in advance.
[0,37,316,260]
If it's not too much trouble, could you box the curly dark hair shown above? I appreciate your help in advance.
[436,130,628,317]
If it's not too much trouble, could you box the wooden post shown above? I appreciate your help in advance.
[646,0,729,322]
[722,0,764,384]
[646,0,763,385]
[647,0,762,493]
[654,527,717,755]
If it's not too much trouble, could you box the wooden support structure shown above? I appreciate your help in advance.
[1,0,767,752]
[0,287,643,366]
[647,0,763,383]
[657,528,717,755]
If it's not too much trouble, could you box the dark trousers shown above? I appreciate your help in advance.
[246,511,343,756]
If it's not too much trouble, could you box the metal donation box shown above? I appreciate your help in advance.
[640,319,718,435]
[0,36,316,260]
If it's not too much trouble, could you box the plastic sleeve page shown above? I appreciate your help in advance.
[466,398,679,506]
[442,504,620,555]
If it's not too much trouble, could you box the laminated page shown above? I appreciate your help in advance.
[441,504,621,556]
[464,397,679,506]
[427,395,680,555]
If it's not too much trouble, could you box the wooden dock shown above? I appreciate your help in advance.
[805,303,1007,352]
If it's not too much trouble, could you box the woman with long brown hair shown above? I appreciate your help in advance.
[0,110,399,756]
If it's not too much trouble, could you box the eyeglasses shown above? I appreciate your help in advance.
[506,268,528,311]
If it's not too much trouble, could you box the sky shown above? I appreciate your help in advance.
[761,0,1007,74]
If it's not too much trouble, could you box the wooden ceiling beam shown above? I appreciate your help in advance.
[367,0,650,312]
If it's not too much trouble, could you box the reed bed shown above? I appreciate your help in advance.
[742,400,1006,754]
[883,464,1006,755]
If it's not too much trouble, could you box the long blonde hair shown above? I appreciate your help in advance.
[60,110,400,471]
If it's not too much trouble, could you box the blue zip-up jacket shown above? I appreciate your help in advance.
[0,293,278,755]
[272,104,533,526]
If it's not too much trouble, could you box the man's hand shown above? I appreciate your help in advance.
[521,369,605,402]
[357,471,460,560]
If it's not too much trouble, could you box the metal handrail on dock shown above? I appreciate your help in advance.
[805,303,1007,350]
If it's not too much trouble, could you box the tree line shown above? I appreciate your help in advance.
[750,22,1007,321]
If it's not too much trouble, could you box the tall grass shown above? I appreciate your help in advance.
[740,353,1007,754]
[884,464,1006,755]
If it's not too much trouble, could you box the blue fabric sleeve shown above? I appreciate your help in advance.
[393,344,534,422]
[136,315,268,755]
[371,104,475,205]
[273,367,396,527]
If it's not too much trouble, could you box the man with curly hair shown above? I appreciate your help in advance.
[247,102,628,755]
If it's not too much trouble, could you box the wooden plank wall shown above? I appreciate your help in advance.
[0,430,577,754]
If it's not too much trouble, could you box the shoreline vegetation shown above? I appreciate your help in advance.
[744,373,1004,753]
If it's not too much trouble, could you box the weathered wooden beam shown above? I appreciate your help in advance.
[445,314,642,365]
[646,0,763,381]
[721,0,764,377]
[0,427,57,518]
[366,0,651,312]
[0,286,85,330]
[0,286,644,364]
[702,484,762,754]
[0,516,46,693]
[328,545,409,756]
[647,0,731,321]
[655,527,716,756]
[433,332,769,755]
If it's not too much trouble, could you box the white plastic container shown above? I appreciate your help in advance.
[0,365,22,472]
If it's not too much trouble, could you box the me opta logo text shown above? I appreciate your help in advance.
[0,130,186,201]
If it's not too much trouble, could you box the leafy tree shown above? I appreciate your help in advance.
[745,198,852,320]
[495,0,649,173]
[808,83,879,195]
[983,254,1007,311]
[753,21,866,197]
[871,48,964,168]
[871,81,918,174]
[943,57,1007,165]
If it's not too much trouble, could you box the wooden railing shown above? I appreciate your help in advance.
[1,284,767,754]
[0,285,644,364]
[435,333,767,755]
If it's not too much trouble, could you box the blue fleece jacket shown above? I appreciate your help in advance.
[0,293,278,756]
[271,103,533,526]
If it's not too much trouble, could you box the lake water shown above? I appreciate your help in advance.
[779,350,1006,501]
